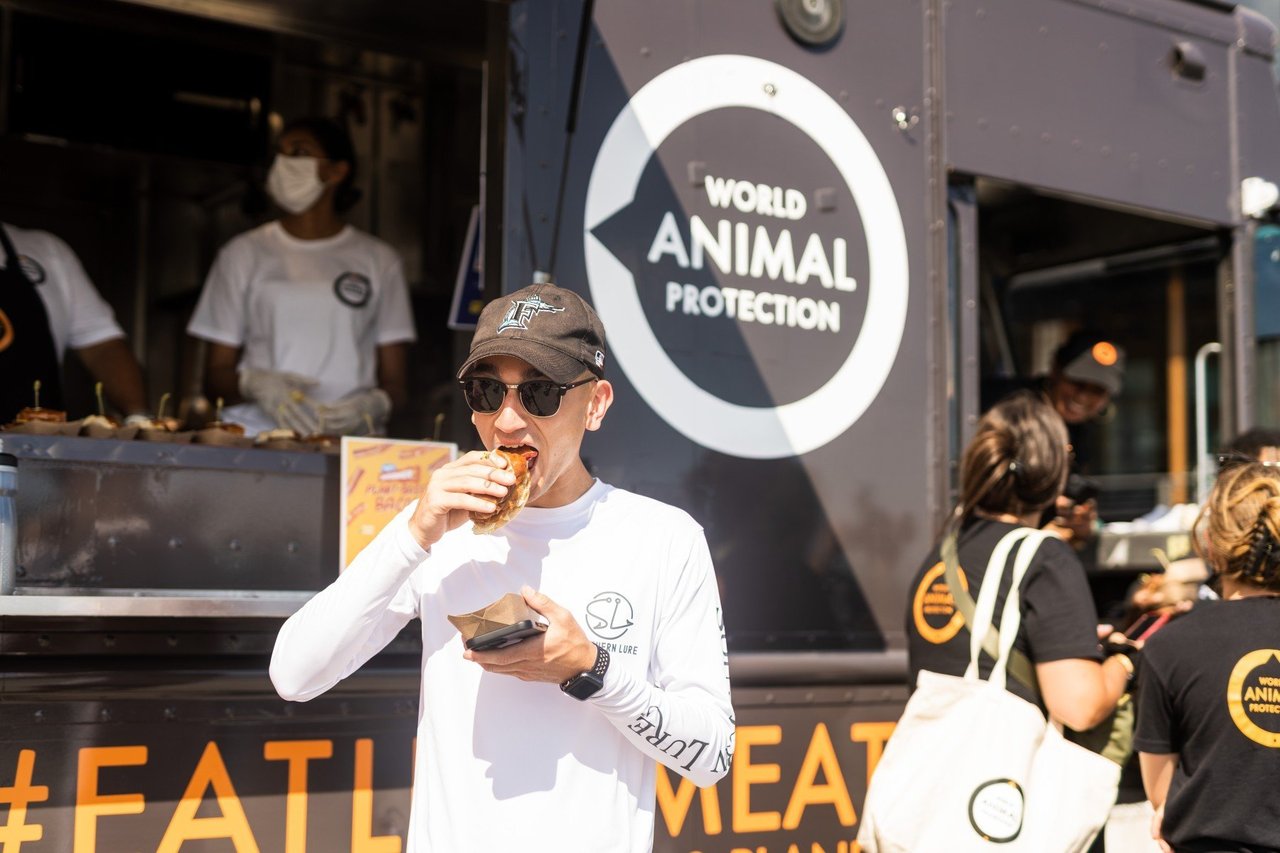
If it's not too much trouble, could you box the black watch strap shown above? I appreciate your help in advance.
[560,644,609,700]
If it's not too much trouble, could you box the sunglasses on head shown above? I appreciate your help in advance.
[1216,451,1280,472]
[459,376,595,418]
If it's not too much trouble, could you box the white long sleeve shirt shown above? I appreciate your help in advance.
[271,480,735,852]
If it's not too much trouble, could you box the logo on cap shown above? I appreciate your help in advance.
[594,350,605,369]
[498,295,565,334]
[1091,342,1118,367]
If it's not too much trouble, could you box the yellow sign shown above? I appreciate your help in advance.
[1227,648,1280,748]
[340,437,456,570]
[912,562,969,645]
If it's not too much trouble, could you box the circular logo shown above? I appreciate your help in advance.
[17,255,46,285]
[912,562,970,645]
[1227,648,1280,748]
[584,54,909,459]
[968,779,1024,843]
[0,308,14,353]
[333,272,372,308]
[1091,341,1118,366]
[585,591,635,641]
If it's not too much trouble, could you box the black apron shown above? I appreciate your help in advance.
[0,225,64,423]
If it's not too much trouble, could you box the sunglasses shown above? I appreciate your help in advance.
[1216,451,1280,472]
[459,377,595,418]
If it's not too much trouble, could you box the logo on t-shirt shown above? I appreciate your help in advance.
[17,255,45,285]
[912,561,970,645]
[0,308,13,352]
[586,591,636,654]
[1226,648,1280,748]
[333,272,372,308]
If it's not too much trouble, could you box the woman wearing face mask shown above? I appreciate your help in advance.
[187,117,415,436]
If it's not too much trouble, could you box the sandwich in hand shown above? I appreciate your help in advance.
[470,445,535,534]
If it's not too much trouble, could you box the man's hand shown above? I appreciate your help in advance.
[463,586,598,684]
[408,450,515,549]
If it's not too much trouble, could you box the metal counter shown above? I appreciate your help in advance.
[0,434,339,616]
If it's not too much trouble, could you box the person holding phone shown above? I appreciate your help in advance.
[270,283,735,853]
[1136,462,1280,853]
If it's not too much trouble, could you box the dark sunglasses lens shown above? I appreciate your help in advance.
[519,381,562,417]
[463,378,505,413]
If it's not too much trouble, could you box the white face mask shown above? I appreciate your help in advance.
[266,154,325,214]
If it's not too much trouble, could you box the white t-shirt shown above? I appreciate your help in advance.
[187,222,416,434]
[0,223,125,360]
[271,481,735,853]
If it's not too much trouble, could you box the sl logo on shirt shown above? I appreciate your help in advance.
[586,591,634,641]
[333,272,372,308]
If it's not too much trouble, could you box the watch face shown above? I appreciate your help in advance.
[562,671,604,700]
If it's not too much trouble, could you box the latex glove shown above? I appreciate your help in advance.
[318,388,392,435]
[238,368,321,434]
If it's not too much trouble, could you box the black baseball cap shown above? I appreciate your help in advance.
[1054,332,1125,395]
[458,283,607,384]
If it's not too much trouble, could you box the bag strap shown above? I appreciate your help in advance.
[942,526,1047,694]
[990,530,1051,689]
[964,528,1028,679]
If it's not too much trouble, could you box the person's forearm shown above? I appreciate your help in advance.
[591,669,735,787]
[206,363,243,406]
[270,503,425,701]
[75,337,147,414]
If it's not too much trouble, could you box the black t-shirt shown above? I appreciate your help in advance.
[1135,597,1280,853]
[905,518,1102,708]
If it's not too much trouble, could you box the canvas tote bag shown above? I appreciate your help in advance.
[857,528,1120,853]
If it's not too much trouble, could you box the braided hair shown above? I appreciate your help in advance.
[1198,462,1280,591]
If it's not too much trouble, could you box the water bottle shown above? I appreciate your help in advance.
[0,453,17,595]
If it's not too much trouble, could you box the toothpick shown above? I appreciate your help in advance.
[33,380,40,410]
[1150,548,1173,572]
[364,413,375,435]
[94,382,105,417]
[433,412,445,442]
[215,397,225,422]
[157,392,171,422]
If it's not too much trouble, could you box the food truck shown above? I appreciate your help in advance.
[1,0,1279,849]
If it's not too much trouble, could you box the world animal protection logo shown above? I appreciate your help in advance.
[912,562,970,645]
[1227,648,1280,747]
[584,54,908,460]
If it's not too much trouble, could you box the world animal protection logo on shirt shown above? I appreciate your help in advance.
[1227,648,1280,747]
[912,562,970,645]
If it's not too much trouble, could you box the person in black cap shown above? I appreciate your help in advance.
[271,282,734,852]
[1041,331,1127,545]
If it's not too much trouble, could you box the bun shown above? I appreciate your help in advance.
[13,406,66,424]
[470,446,534,534]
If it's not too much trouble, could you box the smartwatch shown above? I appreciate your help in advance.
[560,644,609,700]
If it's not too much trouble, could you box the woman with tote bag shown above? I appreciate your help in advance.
[859,391,1135,852]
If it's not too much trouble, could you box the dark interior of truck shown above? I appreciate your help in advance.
[0,0,497,445]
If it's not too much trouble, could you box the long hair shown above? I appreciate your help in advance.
[1197,462,1280,592]
[950,391,1070,532]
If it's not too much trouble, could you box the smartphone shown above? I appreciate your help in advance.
[1124,611,1171,642]
[465,620,546,651]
